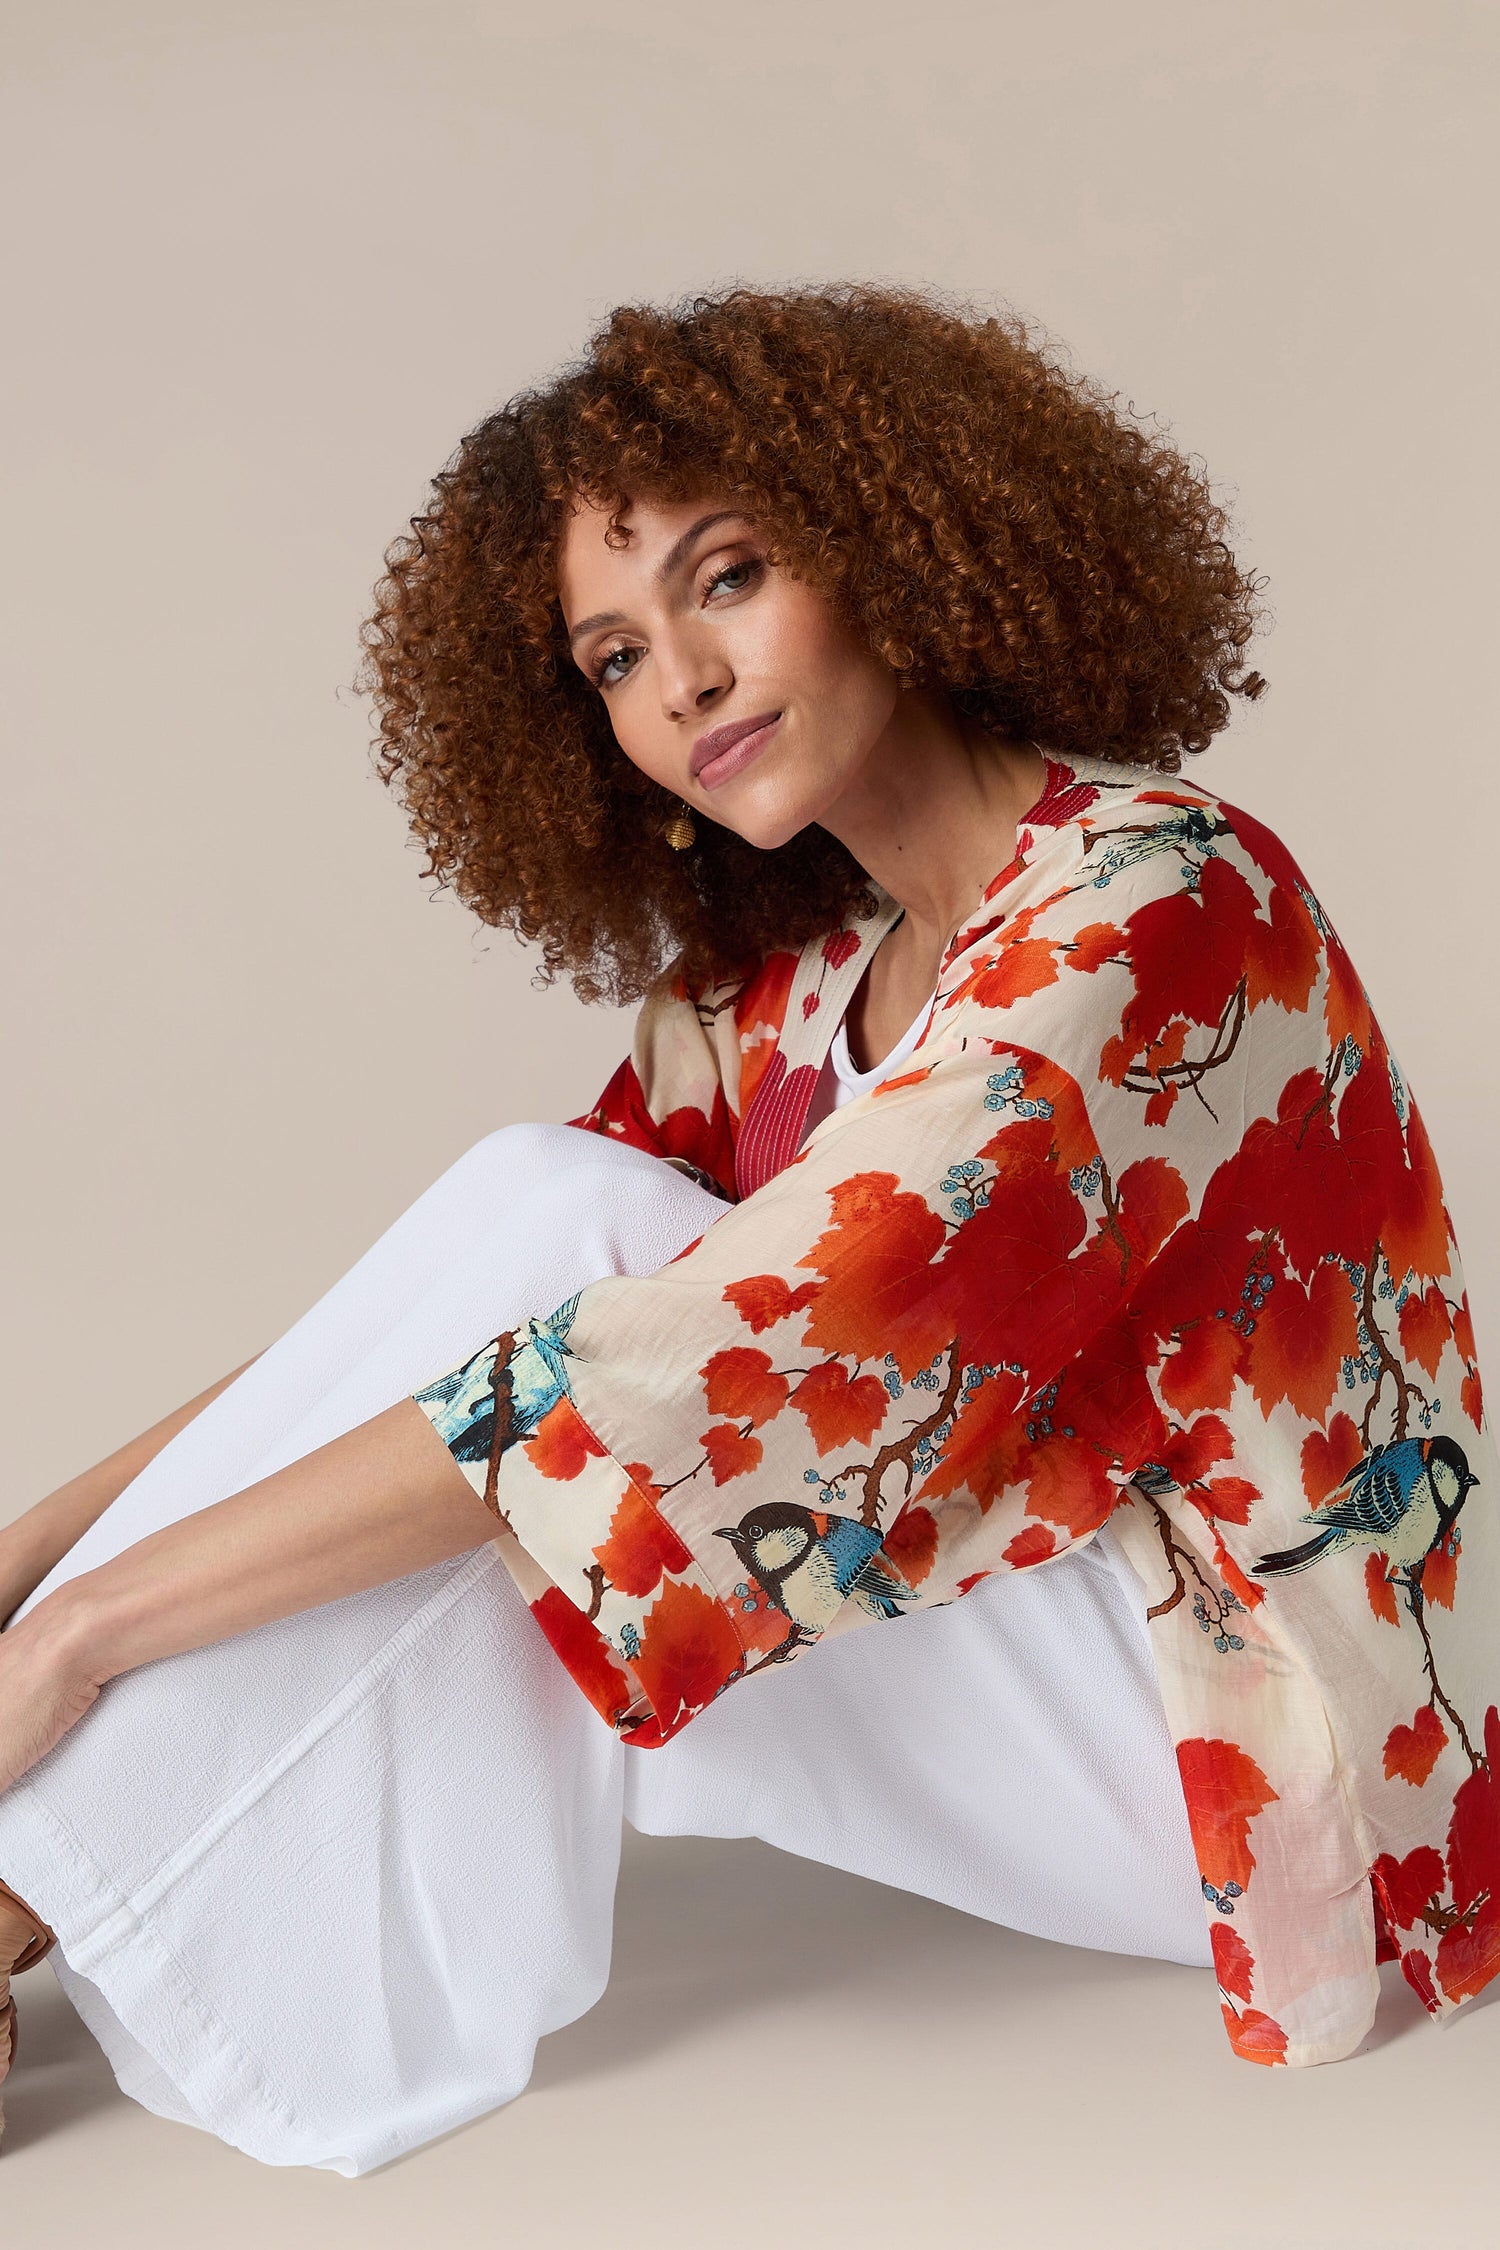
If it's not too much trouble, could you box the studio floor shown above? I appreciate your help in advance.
[1,1824,1492,2249]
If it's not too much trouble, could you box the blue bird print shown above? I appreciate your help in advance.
[1250,1434,1478,1600]
[714,1501,918,1654]
[413,1293,583,1469]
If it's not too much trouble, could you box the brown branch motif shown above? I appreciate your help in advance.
[1325,1235,1480,1768]
[1345,1241,1435,1450]
[1119,976,1247,1124]
[1397,1569,1485,1773]
[1139,1490,1246,1649]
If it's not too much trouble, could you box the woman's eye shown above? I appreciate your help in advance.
[704,558,760,598]
[594,644,640,687]
[589,558,760,687]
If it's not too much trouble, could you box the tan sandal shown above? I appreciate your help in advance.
[0,1877,56,2151]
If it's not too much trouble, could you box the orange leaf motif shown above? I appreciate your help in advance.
[966,938,1061,1008]
[1203,1477,1259,1526]
[522,1398,607,1482]
[528,1585,634,1731]
[1116,1157,1191,1260]
[1371,1845,1445,1929]
[882,1504,940,1585]
[722,1274,820,1336]
[1176,1737,1279,1893]
[1382,1704,1448,1787]
[1065,921,1124,973]
[592,1483,695,1600]
[700,1423,764,1485]
[1302,1413,1364,1507]
[1364,1551,1400,1626]
[1246,1259,1360,1423]
[791,1360,890,1452]
[1003,1522,1057,1568]
[1210,1531,1265,1611]
[1221,2005,1288,2065]
[629,1576,745,1741]
[1399,1285,1452,1379]
[1243,880,1320,1014]
[1435,1900,1500,2005]
[1210,1922,1255,2003]
[1160,1317,1244,1414]
[1162,1413,1235,1486]
[796,1172,951,1378]
[1461,1368,1484,1433]
[701,1346,790,1426]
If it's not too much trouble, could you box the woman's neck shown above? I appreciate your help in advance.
[816,693,1047,1070]
[819,691,1044,946]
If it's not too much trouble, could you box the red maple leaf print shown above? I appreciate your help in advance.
[1399,1284,1452,1379]
[592,1483,696,1600]
[1176,1737,1279,1892]
[1382,1705,1448,1787]
[1220,2005,1289,2065]
[881,1503,940,1585]
[790,1360,890,1452]
[796,1171,950,1378]
[522,1398,607,1481]
[1302,1413,1365,1507]
[1420,1534,1460,1610]
[700,1423,764,1484]
[528,1586,635,1732]
[1210,1922,1256,2003]
[1002,1522,1057,1568]
[629,1577,745,1740]
[1364,1551,1401,1626]
[722,1274,819,1335]
[1436,1902,1500,2004]
[1370,1845,1445,1930]
[700,1347,790,1426]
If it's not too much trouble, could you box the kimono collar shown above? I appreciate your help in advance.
[732,750,1099,1198]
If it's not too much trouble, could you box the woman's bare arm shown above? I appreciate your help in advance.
[0,1398,499,1796]
[0,1355,263,1627]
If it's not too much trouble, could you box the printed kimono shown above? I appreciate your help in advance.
[412,748,1500,2069]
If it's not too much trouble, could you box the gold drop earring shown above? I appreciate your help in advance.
[663,798,697,851]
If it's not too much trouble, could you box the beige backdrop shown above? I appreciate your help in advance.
[7,1,1495,1506]
[4,2,1500,2237]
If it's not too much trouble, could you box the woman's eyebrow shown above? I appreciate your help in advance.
[565,509,751,647]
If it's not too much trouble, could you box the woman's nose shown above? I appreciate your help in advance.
[656,629,733,720]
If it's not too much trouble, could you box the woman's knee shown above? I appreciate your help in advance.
[446,1121,589,1192]
[454,1125,731,1252]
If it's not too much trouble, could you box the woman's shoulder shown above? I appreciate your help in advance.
[1000,750,1324,929]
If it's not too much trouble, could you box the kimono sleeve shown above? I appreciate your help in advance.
[410,916,1246,1749]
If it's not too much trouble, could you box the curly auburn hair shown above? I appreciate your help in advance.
[357,281,1268,1006]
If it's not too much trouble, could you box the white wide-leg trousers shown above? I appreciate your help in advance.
[0,1125,1209,2175]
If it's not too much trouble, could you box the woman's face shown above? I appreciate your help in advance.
[555,490,899,850]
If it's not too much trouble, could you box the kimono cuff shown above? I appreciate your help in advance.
[410,1322,785,1748]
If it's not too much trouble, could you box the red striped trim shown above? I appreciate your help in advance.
[734,1050,823,1199]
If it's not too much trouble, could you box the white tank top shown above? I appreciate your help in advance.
[799,982,937,1145]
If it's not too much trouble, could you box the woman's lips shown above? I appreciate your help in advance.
[693,712,782,791]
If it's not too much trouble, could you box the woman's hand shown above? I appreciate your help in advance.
[0,1593,105,1797]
